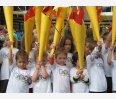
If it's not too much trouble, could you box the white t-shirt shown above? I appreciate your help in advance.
[86,47,107,92]
[111,60,116,91]
[31,63,52,93]
[66,53,73,70]
[52,64,70,93]
[6,67,31,93]
[70,67,89,93]
[0,47,18,80]
[102,43,112,77]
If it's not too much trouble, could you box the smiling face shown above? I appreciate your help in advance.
[56,53,67,66]
[64,39,71,53]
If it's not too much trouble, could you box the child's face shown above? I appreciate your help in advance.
[56,53,67,66]
[85,43,91,55]
[16,57,28,69]
[64,39,71,53]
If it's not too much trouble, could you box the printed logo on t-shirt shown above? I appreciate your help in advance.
[13,71,32,85]
[97,63,103,67]
[59,69,69,77]
[36,74,46,82]
[1,53,15,59]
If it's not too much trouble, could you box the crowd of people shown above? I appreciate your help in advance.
[0,25,116,93]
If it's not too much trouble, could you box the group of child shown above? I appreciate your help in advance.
[0,29,116,93]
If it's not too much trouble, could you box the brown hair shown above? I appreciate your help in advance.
[60,35,74,53]
[86,42,95,51]
[16,50,28,61]
[55,47,67,59]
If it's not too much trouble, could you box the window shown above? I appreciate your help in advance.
[14,6,29,11]
[102,6,112,12]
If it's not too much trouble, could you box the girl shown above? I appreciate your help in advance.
[60,35,74,70]
[6,50,32,93]
[70,52,89,93]
[52,47,70,93]
[31,50,52,93]
[86,41,107,93]
[0,35,19,93]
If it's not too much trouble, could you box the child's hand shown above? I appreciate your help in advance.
[8,48,13,65]
[80,74,84,80]
[36,61,42,70]
[77,68,83,75]
[49,55,54,65]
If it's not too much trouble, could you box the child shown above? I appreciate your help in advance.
[85,39,96,56]
[28,40,39,93]
[60,35,74,70]
[0,35,19,93]
[52,47,70,93]
[107,44,116,92]
[70,52,89,93]
[31,50,52,93]
[86,41,107,93]
[101,32,112,93]
[6,50,32,93]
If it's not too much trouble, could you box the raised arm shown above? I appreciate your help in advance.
[41,65,49,79]
[107,45,113,65]
[8,41,13,65]
[31,63,41,82]
[102,34,111,55]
